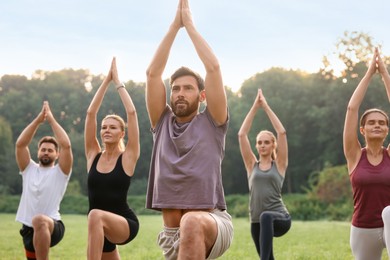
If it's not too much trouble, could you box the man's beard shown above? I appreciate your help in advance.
[171,99,199,117]
[39,156,53,166]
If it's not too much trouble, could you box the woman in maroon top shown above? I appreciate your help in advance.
[343,48,390,260]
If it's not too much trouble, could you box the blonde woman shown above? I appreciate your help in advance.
[238,89,291,259]
[85,57,140,260]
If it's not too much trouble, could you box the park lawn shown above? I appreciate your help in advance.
[1,213,388,260]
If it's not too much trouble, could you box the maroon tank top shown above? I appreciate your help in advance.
[350,148,390,228]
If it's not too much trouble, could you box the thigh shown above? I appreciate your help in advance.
[350,225,384,260]
[50,220,65,247]
[180,210,218,251]
[88,209,130,245]
[273,213,291,237]
[20,225,35,251]
[207,210,233,259]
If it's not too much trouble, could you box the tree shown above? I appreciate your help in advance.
[0,117,19,194]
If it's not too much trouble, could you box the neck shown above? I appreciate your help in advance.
[103,145,121,156]
[175,114,197,124]
[365,144,383,157]
[259,155,272,164]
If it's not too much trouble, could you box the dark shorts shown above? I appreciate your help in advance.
[19,220,65,252]
[102,215,140,252]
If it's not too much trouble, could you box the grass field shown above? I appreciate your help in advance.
[1,213,389,260]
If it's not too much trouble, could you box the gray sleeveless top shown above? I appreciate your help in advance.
[249,162,288,223]
[146,106,228,211]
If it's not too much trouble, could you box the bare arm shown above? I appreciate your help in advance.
[343,49,378,171]
[377,49,390,102]
[260,90,288,176]
[111,58,140,176]
[181,0,227,125]
[145,1,182,129]
[45,102,73,175]
[15,103,46,171]
[238,98,258,177]
[84,60,112,168]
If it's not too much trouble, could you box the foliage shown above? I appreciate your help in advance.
[0,191,353,221]
[0,32,388,197]
[307,164,352,204]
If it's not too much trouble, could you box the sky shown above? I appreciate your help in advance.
[1,0,390,92]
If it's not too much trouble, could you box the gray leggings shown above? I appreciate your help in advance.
[350,206,390,260]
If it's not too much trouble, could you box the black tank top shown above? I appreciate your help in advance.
[88,153,136,219]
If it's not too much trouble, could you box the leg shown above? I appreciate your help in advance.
[20,225,36,260]
[31,214,54,260]
[250,223,261,257]
[382,206,390,256]
[87,209,131,260]
[206,210,233,259]
[101,250,121,260]
[157,227,180,260]
[259,211,291,260]
[350,225,384,260]
[178,211,218,260]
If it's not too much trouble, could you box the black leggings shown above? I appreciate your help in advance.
[251,211,291,260]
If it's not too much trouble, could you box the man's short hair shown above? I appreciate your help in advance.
[170,66,205,91]
[38,136,59,152]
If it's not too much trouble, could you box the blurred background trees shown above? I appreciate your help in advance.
[0,31,388,220]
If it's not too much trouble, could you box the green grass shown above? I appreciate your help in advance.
[1,213,389,259]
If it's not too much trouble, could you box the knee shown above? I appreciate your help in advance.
[382,206,390,223]
[259,212,273,224]
[88,209,104,228]
[180,212,203,235]
[31,214,50,230]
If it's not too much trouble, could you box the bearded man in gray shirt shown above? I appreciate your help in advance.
[145,0,233,259]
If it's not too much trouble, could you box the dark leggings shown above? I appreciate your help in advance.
[251,211,291,260]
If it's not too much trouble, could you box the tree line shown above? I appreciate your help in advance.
[1,32,389,197]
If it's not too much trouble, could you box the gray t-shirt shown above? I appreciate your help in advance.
[248,162,288,223]
[146,106,228,211]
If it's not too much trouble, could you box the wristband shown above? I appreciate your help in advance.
[116,83,125,90]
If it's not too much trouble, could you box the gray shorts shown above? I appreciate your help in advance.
[157,209,233,260]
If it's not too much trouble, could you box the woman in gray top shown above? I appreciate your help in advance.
[238,88,291,259]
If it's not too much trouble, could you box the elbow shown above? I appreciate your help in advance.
[61,142,72,151]
[127,108,137,117]
[346,104,357,114]
[146,67,159,81]
[205,61,221,74]
[15,139,24,149]
[86,108,98,118]
[237,131,246,140]
[278,129,287,137]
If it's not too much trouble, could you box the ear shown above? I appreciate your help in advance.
[55,152,60,160]
[199,90,206,102]
[359,126,365,136]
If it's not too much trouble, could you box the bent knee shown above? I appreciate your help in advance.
[31,214,51,229]
[259,212,273,223]
[88,209,105,225]
[181,213,202,229]
[382,206,390,221]
[180,212,214,235]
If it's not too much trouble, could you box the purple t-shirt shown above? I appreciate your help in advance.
[146,106,228,211]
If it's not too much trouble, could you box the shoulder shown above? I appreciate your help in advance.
[152,106,172,132]
[202,108,229,130]
[53,164,71,178]
[21,160,38,174]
